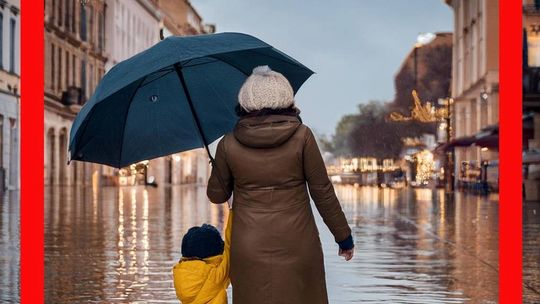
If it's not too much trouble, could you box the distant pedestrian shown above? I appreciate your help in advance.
[207,66,354,304]
[172,211,232,304]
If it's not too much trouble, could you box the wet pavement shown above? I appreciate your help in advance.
[524,201,540,303]
[44,185,502,303]
[0,191,20,303]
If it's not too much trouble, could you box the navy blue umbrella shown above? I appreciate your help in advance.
[69,32,313,168]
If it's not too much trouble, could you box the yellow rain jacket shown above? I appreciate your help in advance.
[173,211,232,304]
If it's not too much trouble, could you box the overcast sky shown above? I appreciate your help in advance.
[191,0,453,136]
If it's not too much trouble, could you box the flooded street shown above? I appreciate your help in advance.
[44,185,501,303]
[0,191,20,303]
[524,201,540,303]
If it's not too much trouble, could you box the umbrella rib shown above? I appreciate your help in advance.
[173,63,230,196]
[139,69,175,89]
[70,105,98,162]
[180,58,220,69]
[118,75,148,167]
[251,48,313,71]
[207,55,249,76]
[173,63,213,156]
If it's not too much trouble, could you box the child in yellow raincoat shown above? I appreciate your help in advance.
[172,211,232,304]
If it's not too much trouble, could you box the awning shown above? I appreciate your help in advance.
[524,152,540,164]
[434,124,499,153]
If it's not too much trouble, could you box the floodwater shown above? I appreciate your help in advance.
[524,201,540,303]
[0,191,20,303]
[44,185,501,303]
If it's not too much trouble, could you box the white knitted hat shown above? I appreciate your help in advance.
[238,65,294,112]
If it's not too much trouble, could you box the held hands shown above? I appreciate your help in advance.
[338,248,354,261]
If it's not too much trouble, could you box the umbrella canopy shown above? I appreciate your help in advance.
[69,32,313,168]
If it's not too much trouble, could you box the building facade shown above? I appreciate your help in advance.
[154,0,215,37]
[0,0,19,191]
[445,0,500,188]
[44,0,215,187]
[523,0,540,201]
[104,0,161,71]
[44,0,107,186]
[393,32,453,112]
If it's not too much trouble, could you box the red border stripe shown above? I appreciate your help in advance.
[499,0,522,303]
[20,0,44,303]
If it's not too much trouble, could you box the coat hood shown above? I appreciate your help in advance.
[173,256,223,303]
[233,115,302,148]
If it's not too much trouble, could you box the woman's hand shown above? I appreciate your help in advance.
[338,248,354,261]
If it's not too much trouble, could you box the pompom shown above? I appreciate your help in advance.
[252,65,272,75]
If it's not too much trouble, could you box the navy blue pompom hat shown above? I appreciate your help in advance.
[181,224,225,259]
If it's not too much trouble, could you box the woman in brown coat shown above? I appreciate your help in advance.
[207,66,354,304]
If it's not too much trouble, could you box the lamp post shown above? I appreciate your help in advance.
[443,98,455,193]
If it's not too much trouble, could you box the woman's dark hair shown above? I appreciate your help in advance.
[235,104,302,123]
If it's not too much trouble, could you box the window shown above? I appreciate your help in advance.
[0,13,3,69]
[10,18,15,73]
[57,0,63,27]
[89,63,94,94]
[80,4,87,41]
[0,115,4,167]
[98,12,104,52]
[72,54,76,87]
[88,6,93,45]
[58,48,62,91]
[65,50,70,86]
[9,118,16,187]
[65,0,70,30]
[51,0,56,22]
[51,44,55,90]
[81,59,87,97]
[71,0,76,33]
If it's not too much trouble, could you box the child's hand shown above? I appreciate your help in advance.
[338,248,354,261]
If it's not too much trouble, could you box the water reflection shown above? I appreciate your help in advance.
[324,186,499,304]
[0,190,20,303]
[45,185,499,303]
[45,185,228,303]
[523,201,540,303]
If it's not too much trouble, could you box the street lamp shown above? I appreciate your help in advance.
[438,97,455,193]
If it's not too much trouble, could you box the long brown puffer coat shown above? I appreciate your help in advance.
[207,113,351,304]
